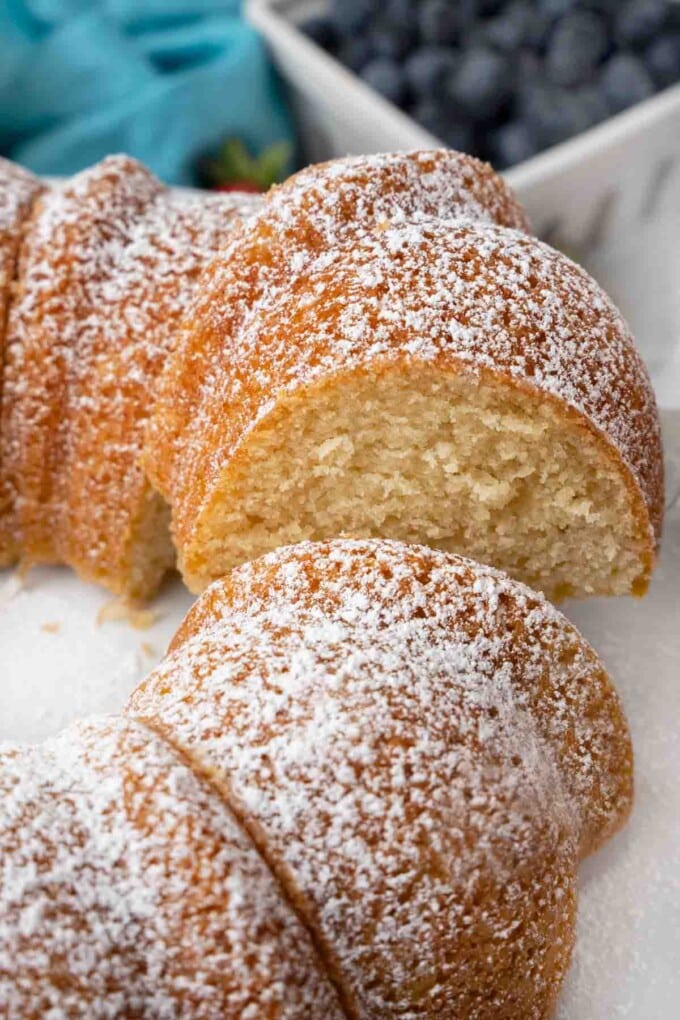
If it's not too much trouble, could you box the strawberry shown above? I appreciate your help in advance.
[201,139,291,193]
[214,180,263,194]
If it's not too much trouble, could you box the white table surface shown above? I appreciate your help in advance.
[1,413,678,1020]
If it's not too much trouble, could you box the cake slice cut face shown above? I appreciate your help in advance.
[147,219,663,599]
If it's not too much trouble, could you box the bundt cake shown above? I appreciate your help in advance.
[130,539,632,1019]
[144,151,663,599]
[1,156,260,599]
[0,715,342,1018]
[0,149,664,602]
[0,158,42,567]
[0,539,632,1018]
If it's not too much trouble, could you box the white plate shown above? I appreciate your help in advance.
[0,411,678,1019]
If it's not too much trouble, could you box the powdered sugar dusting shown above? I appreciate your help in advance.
[147,153,661,562]
[129,539,632,1018]
[3,156,260,595]
[145,150,533,504]
[0,158,42,561]
[269,149,532,238]
[0,714,342,1018]
[0,158,40,247]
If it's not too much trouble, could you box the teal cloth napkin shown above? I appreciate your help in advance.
[0,0,292,184]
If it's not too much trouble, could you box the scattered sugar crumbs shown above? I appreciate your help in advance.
[96,598,161,631]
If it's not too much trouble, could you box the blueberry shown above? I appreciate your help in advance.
[581,0,620,13]
[411,98,444,136]
[519,79,593,147]
[491,120,538,167]
[517,50,543,81]
[338,36,376,73]
[601,53,655,113]
[404,46,459,97]
[300,15,337,51]
[459,0,484,31]
[440,120,476,153]
[645,32,680,87]
[573,83,611,129]
[418,1,461,45]
[615,0,670,49]
[329,0,375,35]
[384,0,415,19]
[361,57,407,106]
[372,20,414,61]
[448,46,513,118]
[535,0,580,17]
[546,11,609,86]
[483,1,534,52]
[567,89,608,134]
[412,98,475,151]
[518,80,556,144]
[525,10,558,51]
[477,0,505,13]
[383,0,419,33]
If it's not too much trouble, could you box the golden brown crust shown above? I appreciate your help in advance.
[0,537,633,1016]
[0,715,343,1018]
[3,158,162,569]
[3,156,259,598]
[129,539,633,1018]
[269,147,532,237]
[0,158,43,566]
[145,150,532,502]
[146,203,662,594]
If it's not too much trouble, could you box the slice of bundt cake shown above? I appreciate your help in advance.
[145,154,663,598]
[3,158,161,574]
[129,538,633,1018]
[3,156,260,599]
[0,716,342,1017]
[0,158,42,566]
[145,149,531,505]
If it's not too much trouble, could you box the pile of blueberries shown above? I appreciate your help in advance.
[302,0,680,168]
